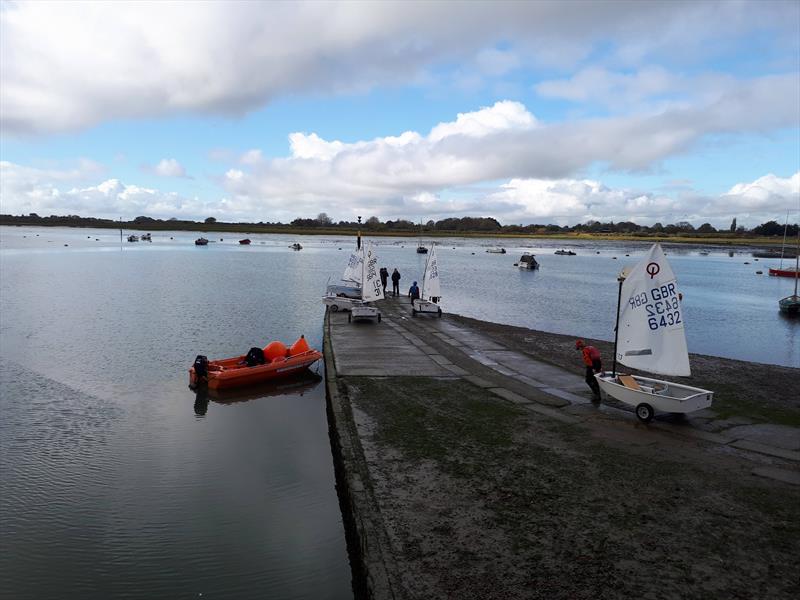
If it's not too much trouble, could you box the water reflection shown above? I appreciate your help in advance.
[192,372,323,417]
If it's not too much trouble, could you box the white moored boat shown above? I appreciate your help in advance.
[412,244,442,317]
[349,242,383,323]
[595,243,713,423]
[517,253,539,270]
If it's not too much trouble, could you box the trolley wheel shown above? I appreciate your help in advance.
[347,313,352,323]
[377,313,382,323]
[437,308,442,317]
[330,304,339,312]
[635,403,654,423]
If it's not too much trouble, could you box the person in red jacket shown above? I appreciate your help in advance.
[575,339,602,401]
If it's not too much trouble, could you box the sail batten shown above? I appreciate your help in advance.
[617,243,691,377]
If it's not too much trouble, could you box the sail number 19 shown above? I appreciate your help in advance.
[627,283,682,331]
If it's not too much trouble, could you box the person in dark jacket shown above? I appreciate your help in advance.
[391,268,401,297]
[575,339,602,400]
[408,281,420,301]
[379,267,389,295]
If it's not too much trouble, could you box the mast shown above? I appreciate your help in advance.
[361,240,366,301]
[357,216,362,251]
[611,273,624,377]
[779,211,789,269]
[421,244,428,300]
[795,227,799,297]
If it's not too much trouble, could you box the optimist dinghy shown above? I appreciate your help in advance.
[412,244,442,317]
[189,336,322,390]
[595,243,713,423]
[349,242,383,323]
[323,247,363,312]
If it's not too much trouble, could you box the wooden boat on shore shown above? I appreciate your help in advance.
[189,336,322,390]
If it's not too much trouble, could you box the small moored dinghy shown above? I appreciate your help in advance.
[517,253,539,270]
[189,336,322,390]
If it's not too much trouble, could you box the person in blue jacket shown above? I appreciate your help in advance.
[408,281,420,302]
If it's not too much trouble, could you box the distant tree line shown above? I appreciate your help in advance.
[1,212,797,238]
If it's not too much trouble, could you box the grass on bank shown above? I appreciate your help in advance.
[1,219,787,247]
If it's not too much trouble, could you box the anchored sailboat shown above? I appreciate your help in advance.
[595,243,714,423]
[778,228,800,315]
[412,244,442,317]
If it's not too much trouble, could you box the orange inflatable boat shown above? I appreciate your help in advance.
[189,336,322,390]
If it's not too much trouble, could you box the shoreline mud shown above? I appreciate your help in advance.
[324,301,799,599]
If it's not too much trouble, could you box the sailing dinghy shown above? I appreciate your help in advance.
[412,244,442,317]
[595,243,713,423]
[323,247,363,312]
[349,242,383,323]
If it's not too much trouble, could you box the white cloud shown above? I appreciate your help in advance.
[213,82,798,217]
[2,1,797,134]
[153,158,187,178]
[240,149,263,165]
[484,173,800,226]
[0,161,208,220]
[475,48,520,77]
[2,159,796,227]
[720,173,800,213]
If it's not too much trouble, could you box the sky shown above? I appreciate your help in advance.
[1,0,799,228]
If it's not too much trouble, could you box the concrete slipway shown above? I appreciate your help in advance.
[324,296,799,600]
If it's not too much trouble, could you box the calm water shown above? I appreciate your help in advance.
[0,227,352,599]
[0,225,798,597]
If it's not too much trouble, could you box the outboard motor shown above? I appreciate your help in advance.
[193,355,209,379]
[245,347,266,367]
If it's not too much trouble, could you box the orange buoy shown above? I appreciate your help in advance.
[289,335,310,356]
[263,341,288,362]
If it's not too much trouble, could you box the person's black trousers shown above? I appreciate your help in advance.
[585,361,601,397]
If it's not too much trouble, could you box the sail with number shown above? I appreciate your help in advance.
[361,242,384,302]
[343,248,363,284]
[421,245,441,300]
[617,243,690,376]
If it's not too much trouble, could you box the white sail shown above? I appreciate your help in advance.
[421,245,441,300]
[617,243,690,376]
[343,248,363,284]
[361,242,384,302]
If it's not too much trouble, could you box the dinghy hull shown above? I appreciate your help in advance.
[190,338,322,390]
[412,299,442,316]
[595,373,713,422]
